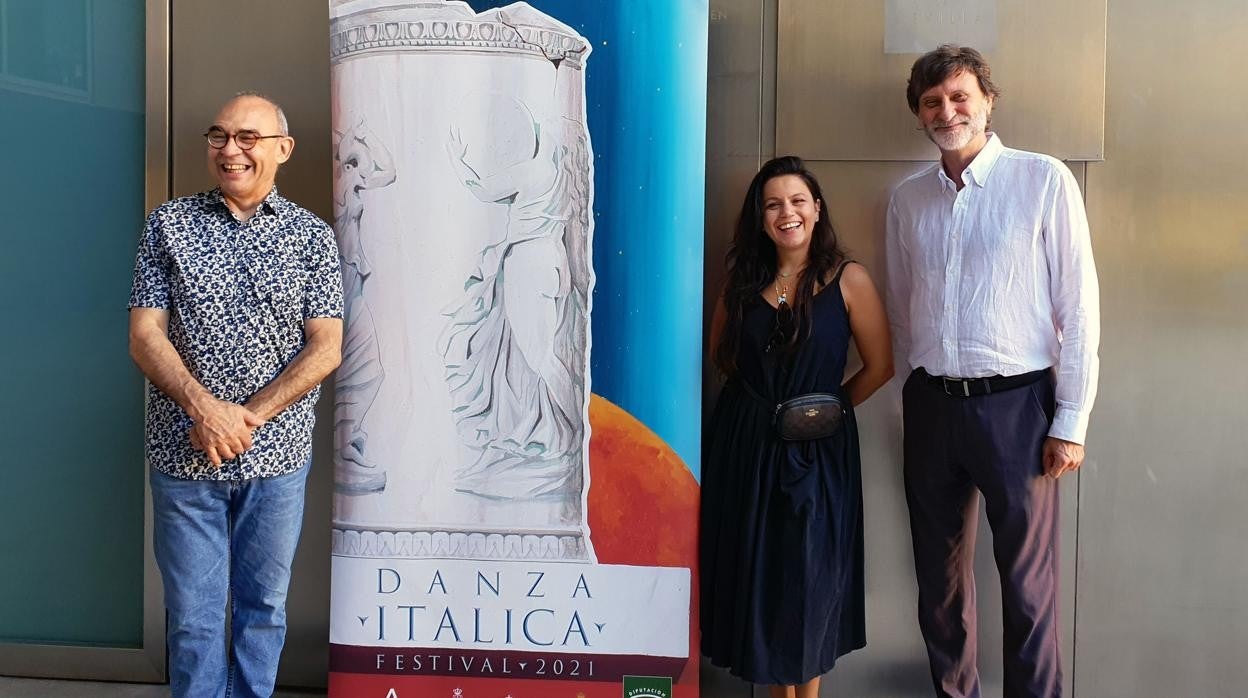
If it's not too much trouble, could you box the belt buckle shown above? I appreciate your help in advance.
[942,376,970,397]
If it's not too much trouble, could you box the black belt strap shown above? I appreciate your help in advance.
[919,368,1048,397]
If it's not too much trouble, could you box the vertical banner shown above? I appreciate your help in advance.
[327,1,707,697]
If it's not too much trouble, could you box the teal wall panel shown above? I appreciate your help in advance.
[0,0,147,647]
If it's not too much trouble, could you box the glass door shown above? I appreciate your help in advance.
[0,0,165,681]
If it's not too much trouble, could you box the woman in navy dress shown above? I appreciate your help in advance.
[701,156,894,698]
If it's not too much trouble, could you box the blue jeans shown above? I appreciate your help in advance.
[151,464,310,698]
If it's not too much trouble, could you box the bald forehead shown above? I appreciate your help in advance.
[214,96,282,132]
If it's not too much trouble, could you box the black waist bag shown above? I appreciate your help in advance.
[738,380,845,441]
[773,393,844,441]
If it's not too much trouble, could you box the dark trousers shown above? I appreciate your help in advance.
[902,369,1061,698]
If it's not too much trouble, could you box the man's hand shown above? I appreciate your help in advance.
[1043,437,1085,479]
[189,400,265,467]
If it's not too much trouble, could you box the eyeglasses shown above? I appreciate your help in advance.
[764,297,795,354]
[204,127,285,150]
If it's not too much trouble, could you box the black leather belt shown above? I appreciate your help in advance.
[919,368,1048,397]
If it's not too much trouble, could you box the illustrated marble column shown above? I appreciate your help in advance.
[329,0,594,562]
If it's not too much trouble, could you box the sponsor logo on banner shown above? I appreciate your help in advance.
[623,675,673,698]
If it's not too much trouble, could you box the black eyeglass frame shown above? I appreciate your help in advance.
[203,127,287,151]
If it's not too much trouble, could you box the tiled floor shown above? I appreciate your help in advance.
[0,677,325,697]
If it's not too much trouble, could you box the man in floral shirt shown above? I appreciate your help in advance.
[128,92,343,697]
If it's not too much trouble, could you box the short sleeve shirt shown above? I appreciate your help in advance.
[129,188,344,480]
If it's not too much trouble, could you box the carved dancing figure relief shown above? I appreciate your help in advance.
[332,122,396,495]
[440,99,591,502]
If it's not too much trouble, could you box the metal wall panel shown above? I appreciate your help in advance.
[776,0,1106,161]
[171,0,335,687]
[704,0,773,403]
[1075,0,1248,694]
[703,1,769,695]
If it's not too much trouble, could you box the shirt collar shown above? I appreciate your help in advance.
[261,187,287,217]
[210,186,286,219]
[935,132,1005,190]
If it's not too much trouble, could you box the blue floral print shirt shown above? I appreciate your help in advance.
[129,188,344,480]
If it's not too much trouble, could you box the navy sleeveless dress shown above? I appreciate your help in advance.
[701,264,866,685]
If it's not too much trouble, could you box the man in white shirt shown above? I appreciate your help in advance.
[885,45,1100,698]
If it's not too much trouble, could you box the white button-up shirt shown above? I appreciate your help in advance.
[886,134,1100,444]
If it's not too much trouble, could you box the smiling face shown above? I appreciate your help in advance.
[207,95,293,210]
[917,69,993,156]
[761,174,821,255]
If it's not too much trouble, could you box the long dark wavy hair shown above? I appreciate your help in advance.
[713,156,847,375]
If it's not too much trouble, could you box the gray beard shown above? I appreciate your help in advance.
[925,110,988,152]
